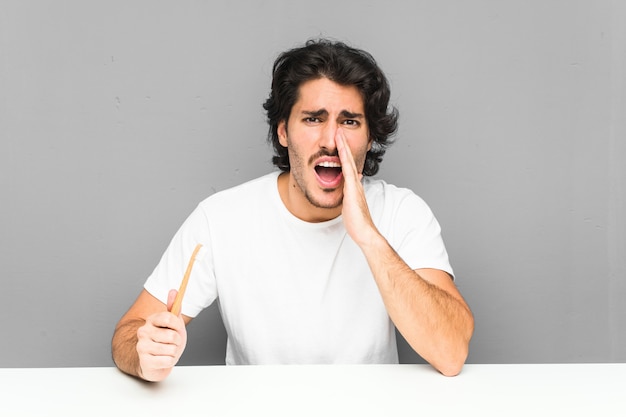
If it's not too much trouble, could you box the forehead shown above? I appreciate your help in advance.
[293,77,364,113]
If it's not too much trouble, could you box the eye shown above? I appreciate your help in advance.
[342,119,361,127]
[304,117,322,124]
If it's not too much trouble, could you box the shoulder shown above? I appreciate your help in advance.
[198,172,279,209]
[363,177,432,215]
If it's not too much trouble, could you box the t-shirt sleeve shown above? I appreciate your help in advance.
[143,203,218,317]
[391,192,455,279]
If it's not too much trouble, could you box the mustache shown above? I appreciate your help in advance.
[308,149,339,165]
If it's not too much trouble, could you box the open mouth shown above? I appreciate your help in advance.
[314,161,343,187]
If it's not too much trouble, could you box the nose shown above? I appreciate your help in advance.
[319,121,338,152]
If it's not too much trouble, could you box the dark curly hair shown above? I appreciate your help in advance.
[263,39,399,176]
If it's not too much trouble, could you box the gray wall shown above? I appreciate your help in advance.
[1,1,624,367]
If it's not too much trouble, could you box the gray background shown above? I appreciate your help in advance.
[1,1,624,367]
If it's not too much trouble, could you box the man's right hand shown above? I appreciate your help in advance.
[135,289,188,382]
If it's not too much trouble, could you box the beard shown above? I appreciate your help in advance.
[302,186,344,209]
[288,146,344,210]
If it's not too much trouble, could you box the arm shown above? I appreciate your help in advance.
[336,130,474,376]
[112,289,192,382]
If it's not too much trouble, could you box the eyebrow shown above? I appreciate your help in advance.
[302,109,328,118]
[340,110,365,119]
[301,109,364,119]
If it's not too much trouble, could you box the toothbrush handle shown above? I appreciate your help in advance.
[170,243,203,316]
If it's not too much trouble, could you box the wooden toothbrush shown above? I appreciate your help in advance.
[170,243,203,316]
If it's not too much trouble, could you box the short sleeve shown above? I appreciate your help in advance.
[143,204,218,317]
[392,193,454,279]
[365,179,454,280]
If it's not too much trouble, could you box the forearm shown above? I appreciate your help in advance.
[336,130,473,374]
[111,318,145,379]
[361,233,474,376]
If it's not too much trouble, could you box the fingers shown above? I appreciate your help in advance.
[136,330,179,365]
[335,128,378,247]
[336,129,358,180]
[139,315,184,346]
[136,311,187,381]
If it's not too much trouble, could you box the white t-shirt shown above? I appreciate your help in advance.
[144,171,453,365]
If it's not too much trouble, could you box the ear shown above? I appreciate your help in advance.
[278,120,288,147]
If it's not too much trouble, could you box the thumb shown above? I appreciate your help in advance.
[166,289,178,312]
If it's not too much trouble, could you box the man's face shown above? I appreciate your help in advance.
[277,77,371,222]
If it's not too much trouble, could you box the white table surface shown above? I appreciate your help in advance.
[1,363,624,416]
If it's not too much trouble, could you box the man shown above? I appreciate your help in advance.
[112,39,474,382]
